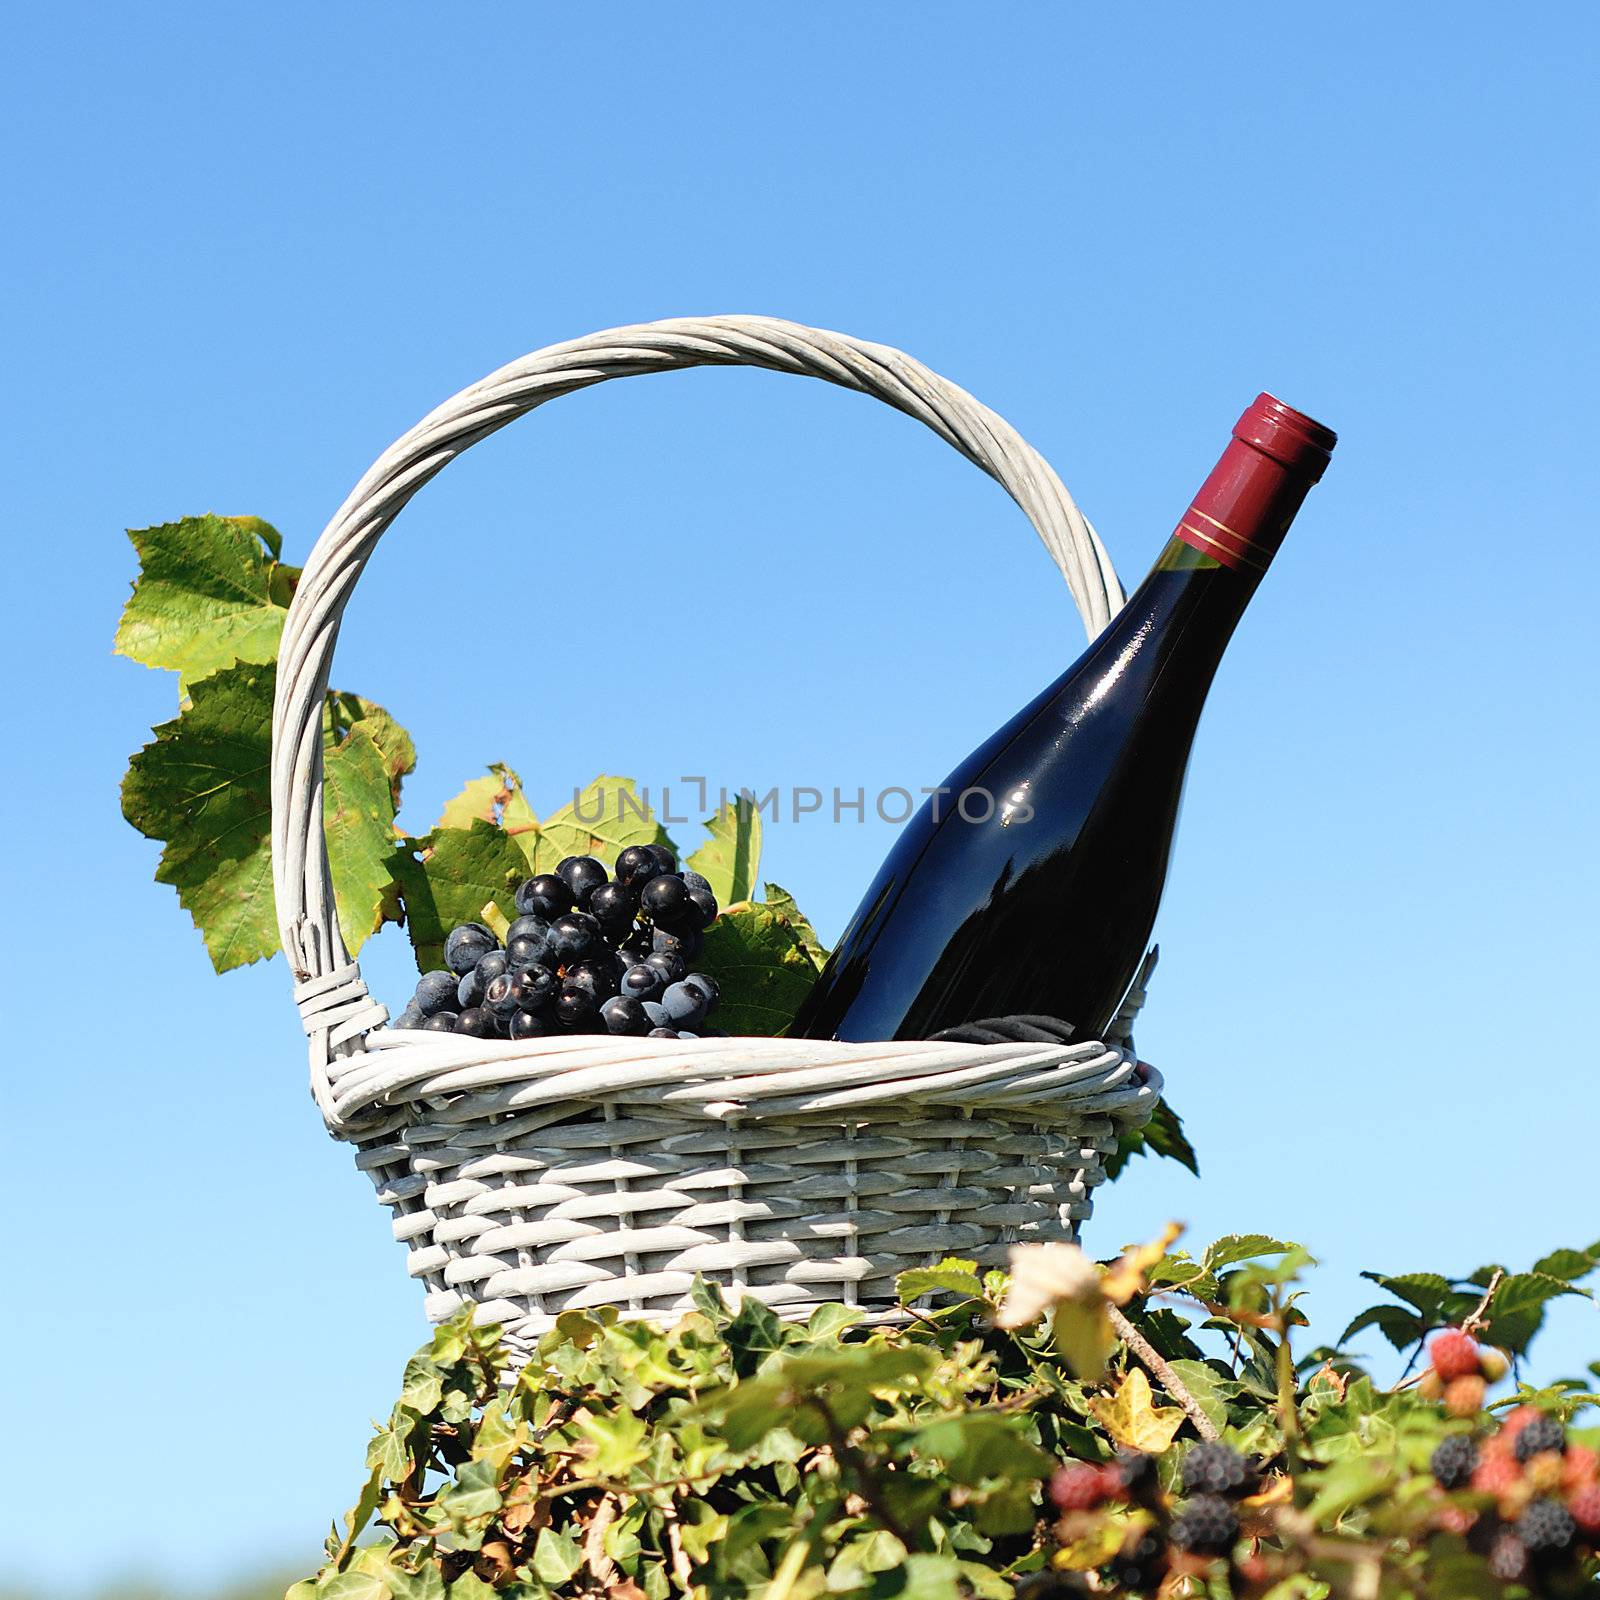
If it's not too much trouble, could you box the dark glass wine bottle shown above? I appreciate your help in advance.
[793,393,1337,1044]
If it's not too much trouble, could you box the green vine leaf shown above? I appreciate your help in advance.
[115,515,298,690]
[121,663,406,971]
[761,880,830,967]
[697,901,825,1037]
[392,822,530,974]
[687,795,763,905]
[501,774,676,875]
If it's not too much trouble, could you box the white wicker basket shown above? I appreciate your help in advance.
[270,316,1163,1348]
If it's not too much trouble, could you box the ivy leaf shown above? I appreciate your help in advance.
[1089,1368,1186,1453]
[1163,1360,1240,1434]
[573,1409,649,1479]
[898,1259,986,1305]
[531,1526,583,1586]
[688,795,763,905]
[908,1413,1053,1485]
[392,822,529,974]
[502,774,675,875]
[115,516,297,688]
[698,902,823,1037]
[762,881,830,967]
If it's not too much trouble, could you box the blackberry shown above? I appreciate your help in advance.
[1181,1440,1255,1499]
[1487,1532,1528,1583]
[1429,1433,1480,1490]
[1513,1414,1567,1462]
[1170,1494,1239,1557]
[1105,1530,1168,1594]
[1516,1497,1576,1555]
[1110,1448,1160,1499]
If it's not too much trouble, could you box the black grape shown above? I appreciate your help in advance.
[549,912,605,965]
[644,950,687,987]
[516,874,573,919]
[454,1006,499,1038]
[613,845,663,890]
[444,924,499,976]
[621,963,663,1002]
[510,964,556,1011]
[555,985,598,1029]
[661,981,708,1028]
[600,995,650,1036]
[422,1012,459,1033]
[414,970,460,1016]
[483,971,523,1023]
[506,931,553,970]
[652,927,702,962]
[640,874,690,926]
[647,1027,679,1039]
[565,959,620,1002]
[682,972,721,1016]
[646,844,677,874]
[509,1009,549,1040]
[588,881,638,934]
[556,855,609,909]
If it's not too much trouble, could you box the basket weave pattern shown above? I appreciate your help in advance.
[271,317,1162,1343]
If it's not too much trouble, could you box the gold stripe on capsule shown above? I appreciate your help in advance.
[1187,504,1250,542]
[1178,520,1270,573]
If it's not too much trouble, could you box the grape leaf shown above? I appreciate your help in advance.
[121,662,279,970]
[688,795,762,905]
[762,881,830,967]
[122,663,404,971]
[115,516,298,688]
[393,822,530,974]
[323,723,403,952]
[501,774,676,875]
[325,691,417,805]
[698,901,823,1037]
[436,764,519,831]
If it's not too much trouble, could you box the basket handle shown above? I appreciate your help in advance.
[271,315,1127,1088]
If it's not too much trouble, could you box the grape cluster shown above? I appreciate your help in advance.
[392,845,724,1041]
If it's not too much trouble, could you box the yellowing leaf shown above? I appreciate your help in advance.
[436,765,518,831]
[504,774,674,875]
[1102,1222,1186,1305]
[1050,1300,1117,1383]
[1052,1518,1128,1571]
[1089,1368,1186,1454]
[115,515,297,689]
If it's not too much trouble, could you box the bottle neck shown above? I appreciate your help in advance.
[1168,427,1324,577]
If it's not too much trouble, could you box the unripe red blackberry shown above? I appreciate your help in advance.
[1569,1482,1600,1536]
[1170,1494,1239,1557]
[1429,1328,1481,1381]
[1050,1462,1108,1512]
[1487,1531,1528,1582]
[1444,1374,1486,1416]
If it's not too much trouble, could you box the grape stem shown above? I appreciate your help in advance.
[1107,1304,1220,1442]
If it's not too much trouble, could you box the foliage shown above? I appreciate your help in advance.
[115,517,826,1030]
[289,1231,1600,1599]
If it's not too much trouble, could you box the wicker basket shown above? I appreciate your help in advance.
[270,316,1162,1351]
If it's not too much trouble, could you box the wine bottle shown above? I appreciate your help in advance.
[793,393,1336,1044]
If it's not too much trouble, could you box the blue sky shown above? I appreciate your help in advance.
[3,4,1597,1590]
